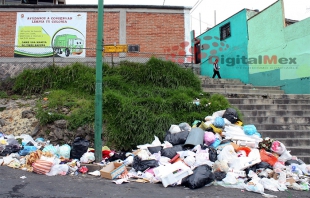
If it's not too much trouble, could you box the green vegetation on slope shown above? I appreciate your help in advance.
[11,57,233,150]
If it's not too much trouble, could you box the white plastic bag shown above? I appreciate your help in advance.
[46,164,69,176]
[222,172,238,185]
[217,145,237,163]
[245,180,264,194]
[212,110,225,118]
[169,125,181,134]
[278,150,292,162]
[58,144,71,159]
[151,136,161,147]
[259,178,279,191]
[194,149,209,167]
[80,152,95,163]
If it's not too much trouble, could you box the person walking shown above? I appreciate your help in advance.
[212,59,221,79]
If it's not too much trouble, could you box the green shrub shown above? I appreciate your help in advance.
[0,91,8,99]
[13,58,235,151]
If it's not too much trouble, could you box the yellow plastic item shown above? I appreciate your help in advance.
[102,146,110,151]
[0,139,7,145]
[235,121,243,126]
[210,124,223,134]
[199,121,210,130]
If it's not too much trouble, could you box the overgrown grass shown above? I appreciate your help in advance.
[12,57,234,150]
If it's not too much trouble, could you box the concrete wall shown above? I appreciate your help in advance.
[197,9,250,83]
[248,0,310,94]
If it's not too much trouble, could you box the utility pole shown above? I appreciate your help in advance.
[214,10,216,26]
[95,0,104,162]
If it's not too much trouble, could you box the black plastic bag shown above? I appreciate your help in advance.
[222,108,238,124]
[108,151,127,161]
[181,164,215,189]
[245,162,273,175]
[214,171,227,181]
[285,159,304,166]
[147,146,163,154]
[161,145,184,159]
[0,145,21,156]
[209,147,218,162]
[70,137,89,160]
[165,131,189,146]
[132,155,159,172]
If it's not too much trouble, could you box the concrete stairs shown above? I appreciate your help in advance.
[199,76,310,164]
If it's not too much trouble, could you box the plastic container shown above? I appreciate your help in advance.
[161,168,193,187]
[184,128,204,147]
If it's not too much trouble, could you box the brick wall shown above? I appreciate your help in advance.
[0,12,16,56]
[126,12,185,54]
[0,6,188,57]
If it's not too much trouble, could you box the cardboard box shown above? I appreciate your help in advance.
[100,162,126,180]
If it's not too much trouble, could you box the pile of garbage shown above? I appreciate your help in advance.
[0,108,309,196]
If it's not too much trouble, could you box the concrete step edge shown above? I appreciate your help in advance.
[273,138,310,140]
[216,93,310,98]
[202,85,281,89]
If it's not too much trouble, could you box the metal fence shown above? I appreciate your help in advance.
[0,44,200,81]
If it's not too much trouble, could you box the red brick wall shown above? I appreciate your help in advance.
[126,12,185,54]
[0,10,186,57]
[86,12,119,57]
[0,12,17,56]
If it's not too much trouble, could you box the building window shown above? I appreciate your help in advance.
[220,23,231,40]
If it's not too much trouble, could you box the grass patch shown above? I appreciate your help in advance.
[11,57,233,151]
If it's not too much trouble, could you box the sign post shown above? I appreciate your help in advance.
[95,0,104,162]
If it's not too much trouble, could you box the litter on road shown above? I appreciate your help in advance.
[0,108,309,197]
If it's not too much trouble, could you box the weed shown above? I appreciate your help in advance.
[0,91,8,99]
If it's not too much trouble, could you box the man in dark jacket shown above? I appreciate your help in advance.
[212,59,221,79]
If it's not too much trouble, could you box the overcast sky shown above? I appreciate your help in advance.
[66,0,310,34]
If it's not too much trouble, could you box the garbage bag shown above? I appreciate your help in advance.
[18,146,37,156]
[165,131,189,146]
[213,117,225,128]
[208,147,218,162]
[246,161,273,175]
[214,171,227,181]
[70,137,89,160]
[161,145,184,159]
[43,145,58,156]
[168,125,181,134]
[46,164,69,176]
[80,152,95,163]
[259,149,278,166]
[222,108,238,124]
[58,144,71,159]
[204,132,215,146]
[32,159,53,175]
[285,159,303,166]
[132,155,159,172]
[243,125,257,136]
[147,146,163,154]
[181,164,215,189]
[271,141,286,155]
[0,145,21,156]
[179,122,191,132]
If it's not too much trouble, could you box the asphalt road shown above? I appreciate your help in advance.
[0,166,309,198]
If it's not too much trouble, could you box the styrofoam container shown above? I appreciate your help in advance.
[161,169,193,187]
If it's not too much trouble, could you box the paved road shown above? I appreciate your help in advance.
[0,166,309,198]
